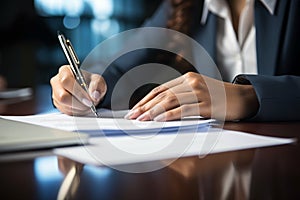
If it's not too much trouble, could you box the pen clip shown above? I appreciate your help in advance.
[66,39,80,65]
[57,31,81,77]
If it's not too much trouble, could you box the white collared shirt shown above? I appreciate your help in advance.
[201,0,277,82]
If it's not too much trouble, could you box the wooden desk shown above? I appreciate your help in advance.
[1,85,300,200]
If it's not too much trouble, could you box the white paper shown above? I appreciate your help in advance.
[53,128,296,168]
[2,111,296,169]
[1,110,214,136]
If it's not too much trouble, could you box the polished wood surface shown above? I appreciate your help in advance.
[1,85,300,200]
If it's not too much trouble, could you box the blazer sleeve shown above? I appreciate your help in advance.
[233,0,300,121]
[234,74,300,121]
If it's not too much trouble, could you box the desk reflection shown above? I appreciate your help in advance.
[54,142,300,200]
[0,96,33,114]
[166,150,255,200]
[55,149,255,200]
[57,157,83,200]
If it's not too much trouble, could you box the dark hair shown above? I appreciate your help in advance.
[157,0,203,73]
[167,0,198,35]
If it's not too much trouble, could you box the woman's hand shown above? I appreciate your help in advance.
[50,65,107,116]
[125,72,259,121]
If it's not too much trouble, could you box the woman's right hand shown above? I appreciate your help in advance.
[50,65,107,116]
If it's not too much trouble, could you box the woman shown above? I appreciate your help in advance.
[50,0,300,121]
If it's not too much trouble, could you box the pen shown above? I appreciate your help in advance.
[57,31,99,118]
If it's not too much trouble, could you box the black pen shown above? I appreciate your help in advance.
[57,31,99,118]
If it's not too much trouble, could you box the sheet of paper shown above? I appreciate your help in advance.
[1,110,214,136]
[53,128,296,167]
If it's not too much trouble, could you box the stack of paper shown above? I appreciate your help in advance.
[1,110,214,136]
[53,128,295,170]
[1,110,296,169]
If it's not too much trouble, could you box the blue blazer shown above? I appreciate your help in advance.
[197,0,300,121]
[101,0,300,121]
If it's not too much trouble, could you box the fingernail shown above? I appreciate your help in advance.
[136,112,148,121]
[82,98,93,107]
[154,114,166,122]
[92,90,101,101]
[124,110,134,119]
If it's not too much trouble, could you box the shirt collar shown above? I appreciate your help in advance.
[201,0,277,24]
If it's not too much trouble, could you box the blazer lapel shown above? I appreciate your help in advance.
[255,0,289,75]
[193,13,219,78]
[195,12,217,62]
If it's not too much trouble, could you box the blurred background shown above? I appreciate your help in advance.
[0,0,162,88]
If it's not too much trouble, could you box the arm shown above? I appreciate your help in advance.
[234,74,300,121]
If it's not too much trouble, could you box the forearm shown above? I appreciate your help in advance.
[234,74,300,121]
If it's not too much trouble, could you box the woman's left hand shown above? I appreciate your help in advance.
[125,72,259,121]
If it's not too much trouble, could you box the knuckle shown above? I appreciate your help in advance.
[165,110,176,119]
[59,65,70,73]
[60,74,72,86]
[166,95,178,104]
[184,72,196,79]
[152,84,169,95]
[138,106,147,113]
[50,76,56,85]
[148,109,157,118]
[151,86,163,95]
[57,91,69,104]
[189,79,200,89]
[183,72,200,89]
[156,92,167,100]
[181,104,191,113]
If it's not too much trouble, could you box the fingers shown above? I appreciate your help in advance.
[88,73,107,105]
[126,91,200,121]
[58,66,92,106]
[154,103,210,121]
[128,102,210,122]
[51,70,91,115]
[50,65,107,116]
[132,75,184,110]
[53,99,90,116]
[126,72,212,121]
[140,83,196,112]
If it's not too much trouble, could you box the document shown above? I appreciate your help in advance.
[1,110,214,136]
[53,128,296,168]
[2,111,296,168]
[0,117,89,153]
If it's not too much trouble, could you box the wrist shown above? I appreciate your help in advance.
[236,84,259,120]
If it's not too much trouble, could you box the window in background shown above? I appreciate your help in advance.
[0,0,161,87]
[34,0,162,85]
